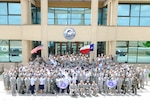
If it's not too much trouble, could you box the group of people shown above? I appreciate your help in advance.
[2,53,150,97]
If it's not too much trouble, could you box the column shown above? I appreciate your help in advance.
[22,41,31,64]
[106,0,118,57]
[90,0,99,62]
[21,0,32,64]
[21,0,32,24]
[41,0,48,60]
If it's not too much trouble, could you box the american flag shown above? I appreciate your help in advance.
[31,45,44,54]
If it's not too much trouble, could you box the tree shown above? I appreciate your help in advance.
[143,41,150,47]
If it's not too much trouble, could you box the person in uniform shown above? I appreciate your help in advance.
[139,69,145,89]
[35,75,40,94]
[132,75,138,95]
[69,81,78,96]
[44,75,48,94]
[16,75,23,94]
[116,76,123,94]
[103,74,109,94]
[50,75,56,94]
[98,75,104,94]
[78,80,85,96]
[91,81,98,96]
[24,75,31,94]
[10,74,17,96]
[2,70,10,90]
[143,66,150,85]
[84,81,91,96]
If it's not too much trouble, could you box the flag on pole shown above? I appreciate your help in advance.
[80,44,94,54]
[31,45,44,54]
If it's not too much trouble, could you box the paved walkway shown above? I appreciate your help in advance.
[0,79,150,107]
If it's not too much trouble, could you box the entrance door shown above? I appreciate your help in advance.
[55,42,84,55]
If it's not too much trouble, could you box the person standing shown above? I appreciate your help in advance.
[91,81,99,96]
[132,75,138,95]
[30,75,36,95]
[10,74,17,96]
[24,75,31,94]
[144,66,150,85]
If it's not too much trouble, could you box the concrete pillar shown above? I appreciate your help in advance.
[41,0,48,60]
[22,41,31,64]
[21,0,32,64]
[90,0,98,62]
[21,0,32,24]
[106,0,118,57]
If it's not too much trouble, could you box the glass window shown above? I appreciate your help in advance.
[10,40,22,62]
[0,40,9,62]
[8,3,21,14]
[140,5,150,16]
[137,41,150,63]
[118,4,130,16]
[131,4,140,16]
[0,3,7,15]
[57,19,68,25]
[116,41,128,63]
[130,17,139,26]
[0,16,7,24]
[84,8,91,19]
[128,41,138,63]
[8,16,21,24]
[84,19,90,25]
[71,19,81,25]
[48,8,91,25]
[48,19,54,24]
[118,17,129,26]
[140,17,150,26]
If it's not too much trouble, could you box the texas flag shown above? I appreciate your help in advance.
[80,44,94,54]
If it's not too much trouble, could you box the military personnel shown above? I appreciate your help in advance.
[2,70,10,90]
[35,75,40,94]
[17,75,23,94]
[91,81,98,96]
[143,66,150,85]
[47,75,51,93]
[132,75,138,95]
[122,76,128,94]
[69,81,78,96]
[10,74,17,96]
[78,80,85,96]
[103,74,109,94]
[84,81,91,96]
[139,69,145,89]
[116,76,123,94]
[126,75,132,94]
[50,75,56,94]
[98,75,104,94]
[24,75,31,94]
[44,75,48,93]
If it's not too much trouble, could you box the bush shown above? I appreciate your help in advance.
[149,73,150,78]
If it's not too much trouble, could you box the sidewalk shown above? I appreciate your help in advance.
[0,80,150,107]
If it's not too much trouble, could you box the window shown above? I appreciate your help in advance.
[0,2,21,25]
[116,41,150,63]
[98,7,107,25]
[31,4,41,24]
[118,4,150,26]
[0,40,22,62]
[48,8,91,25]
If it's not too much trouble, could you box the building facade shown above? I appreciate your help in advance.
[0,0,150,67]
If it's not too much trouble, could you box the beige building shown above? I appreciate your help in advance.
[0,0,150,69]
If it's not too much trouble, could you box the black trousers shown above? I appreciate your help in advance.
[30,85,35,94]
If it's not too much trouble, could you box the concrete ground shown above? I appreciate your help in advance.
[0,79,150,107]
